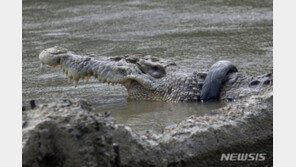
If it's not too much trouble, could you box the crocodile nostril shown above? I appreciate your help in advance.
[249,80,260,87]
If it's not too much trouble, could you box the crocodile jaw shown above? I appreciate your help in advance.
[39,46,157,90]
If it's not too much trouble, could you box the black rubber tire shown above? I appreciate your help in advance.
[200,60,238,102]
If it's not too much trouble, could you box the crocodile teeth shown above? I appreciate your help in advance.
[85,75,89,83]
[40,63,44,72]
[68,76,73,85]
[54,65,59,71]
[74,79,79,87]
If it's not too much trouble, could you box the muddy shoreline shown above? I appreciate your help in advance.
[22,87,272,167]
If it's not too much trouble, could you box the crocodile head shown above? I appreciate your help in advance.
[39,46,163,88]
[39,46,201,101]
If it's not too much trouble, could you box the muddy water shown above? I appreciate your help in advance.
[22,0,272,132]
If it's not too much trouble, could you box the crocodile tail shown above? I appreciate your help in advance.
[200,60,238,102]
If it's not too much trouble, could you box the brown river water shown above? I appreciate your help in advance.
[22,0,272,132]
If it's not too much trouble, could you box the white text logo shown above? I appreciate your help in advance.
[220,153,267,161]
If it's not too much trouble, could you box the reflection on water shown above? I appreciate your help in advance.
[91,96,224,132]
[22,0,272,131]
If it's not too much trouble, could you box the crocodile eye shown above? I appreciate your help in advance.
[151,72,162,78]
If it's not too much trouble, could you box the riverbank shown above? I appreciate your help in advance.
[22,87,272,167]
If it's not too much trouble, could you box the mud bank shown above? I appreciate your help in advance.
[22,89,272,167]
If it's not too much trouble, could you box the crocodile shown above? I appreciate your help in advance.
[39,46,272,102]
